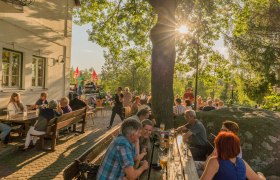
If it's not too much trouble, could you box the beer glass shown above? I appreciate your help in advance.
[160,123,165,131]
[159,154,168,174]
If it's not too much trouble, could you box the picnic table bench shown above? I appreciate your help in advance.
[0,111,38,136]
[63,125,120,180]
[140,134,199,180]
[33,108,87,151]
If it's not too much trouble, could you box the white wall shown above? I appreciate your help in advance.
[0,0,75,108]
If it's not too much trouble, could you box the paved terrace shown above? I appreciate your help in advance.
[0,110,122,180]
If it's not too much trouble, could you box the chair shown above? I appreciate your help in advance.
[86,110,95,125]
[95,99,105,117]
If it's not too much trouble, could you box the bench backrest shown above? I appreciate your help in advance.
[56,108,86,130]
[63,126,120,180]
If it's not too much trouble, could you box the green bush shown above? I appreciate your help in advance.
[262,93,280,111]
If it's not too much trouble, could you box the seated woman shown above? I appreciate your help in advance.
[7,92,25,116]
[60,97,72,114]
[196,121,242,176]
[200,132,265,180]
[20,100,62,151]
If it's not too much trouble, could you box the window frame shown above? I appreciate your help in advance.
[32,55,46,88]
[2,48,23,89]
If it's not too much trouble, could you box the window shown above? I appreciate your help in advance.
[2,49,22,88]
[32,56,45,87]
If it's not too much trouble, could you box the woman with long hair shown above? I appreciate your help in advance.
[201,132,265,180]
[7,92,25,116]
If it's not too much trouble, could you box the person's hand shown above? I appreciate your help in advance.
[122,176,128,180]
[182,133,189,142]
[257,172,266,180]
[140,160,149,170]
[139,152,147,160]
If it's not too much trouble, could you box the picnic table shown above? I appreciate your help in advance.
[0,111,38,135]
[140,133,199,180]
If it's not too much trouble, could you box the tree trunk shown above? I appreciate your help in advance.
[149,0,178,129]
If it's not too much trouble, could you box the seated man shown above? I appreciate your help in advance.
[69,93,87,111]
[173,98,186,116]
[127,108,150,122]
[0,122,11,148]
[97,119,149,180]
[34,92,48,109]
[202,100,216,111]
[176,110,208,161]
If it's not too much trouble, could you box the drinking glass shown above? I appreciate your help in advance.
[160,123,165,131]
[183,143,189,161]
[36,108,40,116]
[23,110,27,119]
[159,154,168,174]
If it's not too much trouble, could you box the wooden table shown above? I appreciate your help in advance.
[140,134,199,180]
[0,111,38,135]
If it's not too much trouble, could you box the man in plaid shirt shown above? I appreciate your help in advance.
[97,119,149,180]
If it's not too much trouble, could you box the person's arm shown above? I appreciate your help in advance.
[200,157,219,180]
[244,160,266,180]
[7,103,16,116]
[203,148,217,169]
[176,125,187,132]
[124,160,149,180]
[134,152,147,167]
[183,131,193,142]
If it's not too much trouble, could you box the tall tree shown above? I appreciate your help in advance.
[225,0,280,103]
[74,0,229,127]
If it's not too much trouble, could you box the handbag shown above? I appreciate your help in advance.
[77,161,100,180]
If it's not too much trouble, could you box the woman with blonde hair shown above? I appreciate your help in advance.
[7,92,25,116]
[60,97,72,114]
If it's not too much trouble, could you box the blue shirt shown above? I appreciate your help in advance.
[214,157,246,180]
[97,135,136,180]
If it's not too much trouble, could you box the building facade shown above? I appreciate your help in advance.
[0,0,79,109]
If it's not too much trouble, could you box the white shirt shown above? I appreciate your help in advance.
[173,105,186,116]
[7,102,23,115]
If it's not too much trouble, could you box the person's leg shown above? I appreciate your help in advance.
[24,127,45,149]
[24,127,33,148]
[108,108,117,128]
[189,146,207,161]
[116,108,124,121]
[0,123,11,144]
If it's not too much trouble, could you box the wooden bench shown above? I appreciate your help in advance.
[33,108,87,151]
[63,126,120,180]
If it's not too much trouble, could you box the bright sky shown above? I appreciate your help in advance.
[71,23,105,74]
[71,23,227,74]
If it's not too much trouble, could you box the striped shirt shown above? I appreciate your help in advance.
[173,105,186,116]
[97,135,136,180]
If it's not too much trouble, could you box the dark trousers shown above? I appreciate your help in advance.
[3,133,10,144]
[189,146,207,161]
[109,107,124,126]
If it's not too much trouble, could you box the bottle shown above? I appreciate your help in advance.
[36,108,40,116]
[23,109,27,119]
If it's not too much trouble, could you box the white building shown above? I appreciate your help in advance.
[0,0,80,110]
